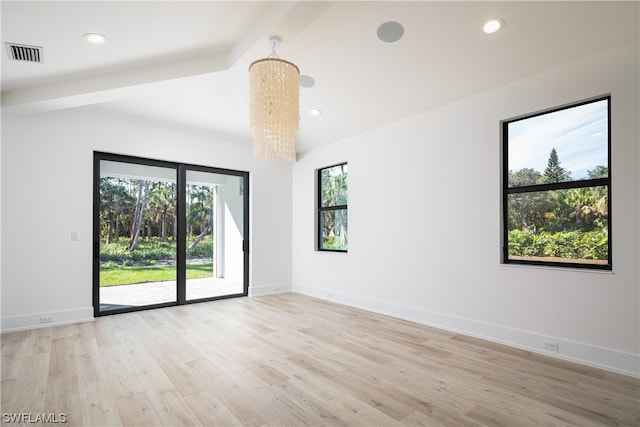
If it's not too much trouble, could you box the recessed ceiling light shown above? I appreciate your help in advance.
[309,108,322,116]
[377,21,404,43]
[483,18,505,34]
[299,74,315,88]
[83,33,107,44]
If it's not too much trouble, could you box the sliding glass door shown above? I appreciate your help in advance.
[185,169,246,301]
[93,153,248,316]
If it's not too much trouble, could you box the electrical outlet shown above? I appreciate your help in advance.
[40,315,54,324]
[542,340,559,351]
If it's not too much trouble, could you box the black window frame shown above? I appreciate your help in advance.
[501,95,612,270]
[317,162,348,252]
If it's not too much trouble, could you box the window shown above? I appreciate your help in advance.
[502,96,611,270]
[318,163,348,251]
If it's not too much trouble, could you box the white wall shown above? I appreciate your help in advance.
[292,42,639,377]
[1,110,292,330]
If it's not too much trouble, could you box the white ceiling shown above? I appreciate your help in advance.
[2,1,638,155]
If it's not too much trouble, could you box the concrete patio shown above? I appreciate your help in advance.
[100,277,244,310]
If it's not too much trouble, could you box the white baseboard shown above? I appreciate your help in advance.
[293,283,640,378]
[0,283,292,331]
[249,282,292,297]
[1,307,94,333]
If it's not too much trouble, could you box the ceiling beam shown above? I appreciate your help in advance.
[1,1,318,114]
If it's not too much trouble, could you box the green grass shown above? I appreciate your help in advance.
[100,263,213,287]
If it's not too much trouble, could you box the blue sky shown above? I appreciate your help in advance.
[508,99,608,180]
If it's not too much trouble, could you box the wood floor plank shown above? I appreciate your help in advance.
[325,366,424,421]
[284,353,350,400]
[114,391,162,427]
[1,377,15,408]
[1,354,23,381]
[1,330,31,357]
[259,383,330,426]
[211,357,282,424]
[272,378,353,427]
[400,410,456,427]
[28,326,53,355]
[6,352,49,414]
[149,342,207,396]
[93,316,121,347]
[467,381,606,427]
[465,404,536,427]
[482,370,633,426]
[120,339,175,396]
[49,337,78,379]
[99,344,145,398]
[80,379,123,426]
[232,348,290,386]
[329,392,406,426]
[182,389,244,426]
[146,389,201,427]
[161,329,206,363]
[74,339,108,386]
[44,374,83,427]
[1,292,638,426]
[402,408,487,427]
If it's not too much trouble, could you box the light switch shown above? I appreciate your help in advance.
[71,231,80,241]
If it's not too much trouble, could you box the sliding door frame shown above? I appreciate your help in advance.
[93,152,249,317]
[180,163,250,304]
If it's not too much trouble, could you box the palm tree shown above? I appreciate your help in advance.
[187,184,214,249]
[148,182,176,241]
[129,180,150,251]
[100,177,134,243]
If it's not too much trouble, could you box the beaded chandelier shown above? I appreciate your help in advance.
[249,37,299,162]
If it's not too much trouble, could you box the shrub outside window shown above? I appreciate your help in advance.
[318,163,348,251]
[502,96,611,270]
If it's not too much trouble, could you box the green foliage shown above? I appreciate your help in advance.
[587,166,608,179]
[100,237,177,262]
[323,234,348,251]
[507,178,608,235]
[101,236,213,264]
[187,237,213,257]
[507,229,534,256]
[507,191,554,232]
[100,177,136,243]
[508,168,542,187]
[508,229,608,261]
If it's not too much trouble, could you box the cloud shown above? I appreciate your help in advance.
[507,99,608,179]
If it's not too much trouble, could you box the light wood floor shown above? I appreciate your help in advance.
[2,293,638,426]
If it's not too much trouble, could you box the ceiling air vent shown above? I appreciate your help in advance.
[5,43,43,63]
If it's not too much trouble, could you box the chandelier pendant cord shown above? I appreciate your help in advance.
[268,37,280,58]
